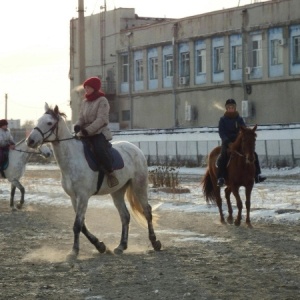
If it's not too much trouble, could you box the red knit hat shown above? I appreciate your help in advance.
[83,77,101,91]
[0,119,8,127]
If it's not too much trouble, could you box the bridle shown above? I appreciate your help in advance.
[33,111,75,144]
[230,134,256,164]
[33,112,59,144]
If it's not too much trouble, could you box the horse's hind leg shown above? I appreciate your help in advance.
[128,181,161,251]
[143,203,161,251]
[224,187,233,224]
[111,186,130,254]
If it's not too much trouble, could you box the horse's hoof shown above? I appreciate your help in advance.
[246,222,253,228]
[16,203,23,210]
[152,240,162,251]
[234,220,241,226]
[11,206,17,212]
[95,241,106,253]
[113,247,124,255]
[66,250,78,261]
[227,217,233,224]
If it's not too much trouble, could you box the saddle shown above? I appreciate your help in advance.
[82,139,124,192]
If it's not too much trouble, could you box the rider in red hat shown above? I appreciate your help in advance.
[74,77,118,188]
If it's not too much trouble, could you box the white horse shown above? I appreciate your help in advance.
[1,139,52,210]
[26,103,161,259]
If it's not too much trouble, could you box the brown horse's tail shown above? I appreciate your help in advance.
[201,169,217,204]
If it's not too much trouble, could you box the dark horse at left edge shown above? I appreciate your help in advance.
[201,125,258,228]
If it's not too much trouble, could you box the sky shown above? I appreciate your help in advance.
[0,0,265,125]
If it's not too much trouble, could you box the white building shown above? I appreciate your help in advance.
[70,0,300,130]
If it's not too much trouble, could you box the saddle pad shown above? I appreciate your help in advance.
[83,141,124,172]
[82,141,124,193]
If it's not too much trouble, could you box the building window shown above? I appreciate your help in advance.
[121,54,129,83]
[271,39,283,65]
[292,36,300,64]
[165,54,173,77]
[252,40,262,67]
[196,49,206,74]
[135,59,143,81]
[180,52,190,76]
[214,47,224,72]
[232,45,242,70]
[122,110,130,121]
[149,57,158,79]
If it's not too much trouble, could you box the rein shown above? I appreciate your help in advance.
[13,149,45,155]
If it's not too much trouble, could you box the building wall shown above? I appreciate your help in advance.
[70,0,300,129]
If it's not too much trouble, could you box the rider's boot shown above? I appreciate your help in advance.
[254,152,266,183]
[217,153,227,187]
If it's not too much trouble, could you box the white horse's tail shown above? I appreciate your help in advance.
[125,182,158,229]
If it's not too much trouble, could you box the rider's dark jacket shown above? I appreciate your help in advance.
[218,111,245,144]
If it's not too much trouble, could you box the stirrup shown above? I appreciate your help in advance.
[107,174,119,188]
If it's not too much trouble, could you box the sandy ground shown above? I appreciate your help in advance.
[0,169,300,300]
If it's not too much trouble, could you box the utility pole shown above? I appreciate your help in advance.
[78,0,86,84]
[5,93,7,119]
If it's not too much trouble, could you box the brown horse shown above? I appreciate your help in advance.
[201,125,257,227]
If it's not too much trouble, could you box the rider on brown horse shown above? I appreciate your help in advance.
[217,99,266,187]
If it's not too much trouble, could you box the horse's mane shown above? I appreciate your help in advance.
[230,126,257,153]
[46,105,67,119]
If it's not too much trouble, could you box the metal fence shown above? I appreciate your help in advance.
[124,139,300,168]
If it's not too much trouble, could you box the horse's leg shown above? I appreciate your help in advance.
[111,186,130,254]
[224,187,233,224]
[211,180,226,224]
[143,202,162,251]
[67,195,91,260]
[10,180,25,210]
[129,181,161,251]
[81,223,106,253]
[231,187,243,226]
[245,186,253,228]
[10,184,16,211]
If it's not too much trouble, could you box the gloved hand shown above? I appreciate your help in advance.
[81,129,88,136]
[74,125,81,133]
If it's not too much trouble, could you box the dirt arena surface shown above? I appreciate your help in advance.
[0,168,300,300]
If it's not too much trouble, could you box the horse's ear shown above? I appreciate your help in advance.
[54,105,59,115]
[253,124,257,131]
[44,102,49,112]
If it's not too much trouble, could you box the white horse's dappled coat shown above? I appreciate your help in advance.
[26,103,161,258]
[1,139,52,210]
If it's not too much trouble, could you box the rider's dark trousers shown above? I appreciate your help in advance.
[217,141,228,179]
[89,133,113,173]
